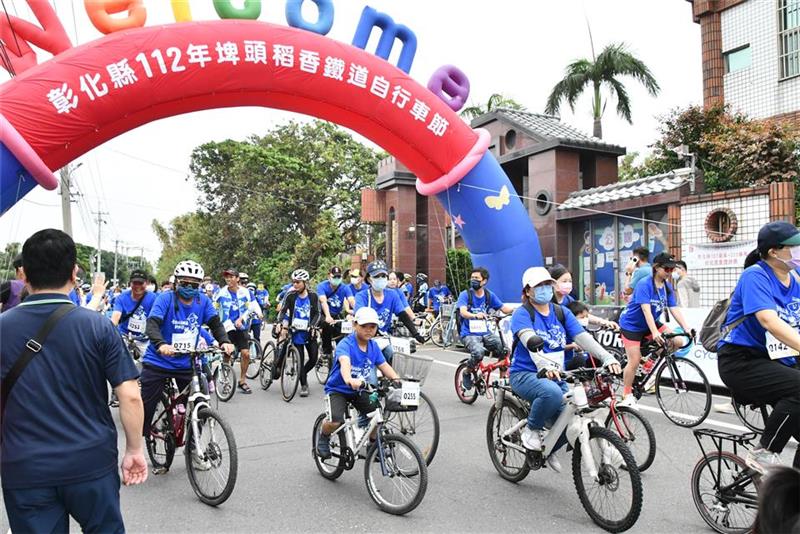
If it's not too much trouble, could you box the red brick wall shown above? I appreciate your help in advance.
[426,197,447,284]
[361,189,385,223]
[595,155,619,187]
[769,182,796,223]
[771,110,800,128]
[700,11,724,107]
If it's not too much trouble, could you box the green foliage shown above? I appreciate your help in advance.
[0,242,21,280]
[460,93,525,120]
[445,248,473,295]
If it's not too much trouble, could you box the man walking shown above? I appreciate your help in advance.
[1,229,146,533]
[674,260,701,308]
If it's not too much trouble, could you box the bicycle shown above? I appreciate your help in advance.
[122,333,145,367]
[243,332,263,379]
[731,399,771,434]
[454,313,511,404]
[315,318,352,385]
[272,325,320,402]
[257,338,278,390]
[429,301,460,349]
[311,379,428,515]
[145,347,238,506]
[624,331,712,428]
[690,428,761,534]
[487,367,643,533]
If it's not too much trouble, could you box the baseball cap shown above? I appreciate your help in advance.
[354,307,380,326]
[330,266,343,276]
[350,268,361,277]
[129,269,148,282]
[652,252,677,268]
[758,221,800,252]
[367,260,388,278]
[222,268,239,277]
[522,266,556,288]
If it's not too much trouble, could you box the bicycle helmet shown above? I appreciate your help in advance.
[80,283,91,292]
[246,282,256,291]
[174,260,204,281]
[291,269,310,281]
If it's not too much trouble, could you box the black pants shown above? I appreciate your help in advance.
[320,321,342,354]
[140,365,192,437]
[251,322,261,343]
[718,344,800,461]
[276,338,319,387]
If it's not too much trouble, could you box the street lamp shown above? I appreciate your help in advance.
[669,144,697,194]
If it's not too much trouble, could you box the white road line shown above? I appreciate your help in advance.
[627,405,750,432]
[430,358,458,369]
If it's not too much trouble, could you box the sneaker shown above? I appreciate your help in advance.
[546,453,563,473]
[191,454,211,472]
[521,427,543,451]
[617,395,639,409]
[316,432,332,459]
[152,466,169,475]
[108,397,119,408]
[300,385,309,397]
[462,369,474,390]
[745,448,781,475]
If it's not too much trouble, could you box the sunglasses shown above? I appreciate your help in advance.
[179,281,201,289]
[662,267,675,273]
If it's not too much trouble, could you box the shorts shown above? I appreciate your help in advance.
[620,324,667,349]
[227,329,250,351]
[327,391,380,423]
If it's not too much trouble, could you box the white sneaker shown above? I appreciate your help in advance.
[546,453,563,473]
[192,454,211,472]
[745,448,781,475]
[617,395,638,410]
[521,427,543,451]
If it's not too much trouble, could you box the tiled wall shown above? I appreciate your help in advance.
[722,1,800,119]
[680,194,770,306]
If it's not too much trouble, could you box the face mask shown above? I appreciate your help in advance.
[469,279,481,290]
[331,277,342,286]
[558,282,573,294]
[146,284,156,292]
[578,317,590,327]
[532,285,554,304]
[780,246,800,269]
[672,271,680,280]
[372,278,388,291]
[177,285,199,299]
[350,277,359,285]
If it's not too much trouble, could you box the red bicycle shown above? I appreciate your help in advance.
[454,313,510,404]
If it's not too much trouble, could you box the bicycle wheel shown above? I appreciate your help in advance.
[215,362,236,402]
[146,394,176,471]
[732,400,770,434]
[691,451,758,534]
[655,357,711,427]
[364,433,428,515]
[281,344,300,402]
[429,319,448,348]
[315,352,330,385]
[259,342,276,390]
[245,338,263,379]
[185,406,238,506]
[419,315,434,343]
[605,406,657,472]
[311,413,345,480]
[454,362,479,404]
[572,426,643,533]
[485,399,530,482]
[383,392,439,466]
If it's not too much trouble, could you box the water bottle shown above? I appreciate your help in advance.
[175,403,186,429]
[572,383,589,408]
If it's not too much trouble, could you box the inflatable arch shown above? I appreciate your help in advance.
[0,20,542,301]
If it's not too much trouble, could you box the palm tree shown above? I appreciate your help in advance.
[460,93,524,120]
[544,42,660,139]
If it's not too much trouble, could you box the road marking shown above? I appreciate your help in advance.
[632,404,750,432]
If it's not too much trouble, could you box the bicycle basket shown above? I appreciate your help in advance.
[391,352,433,386]
[440,303,455,318]
[384,385,418,412]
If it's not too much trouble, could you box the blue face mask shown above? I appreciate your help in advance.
[532,285,554,304]
[372,277,388,291]
[470,279,482,290]
[177,285,199,299]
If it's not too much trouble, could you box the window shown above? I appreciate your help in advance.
[780,0,800,79]
[723,45,751,74]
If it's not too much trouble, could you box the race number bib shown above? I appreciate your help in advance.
[292,317,309,331]
[172,331,196,353]
[468,320,488,334]
[223,319,235,333]
[400,381,420,407]
[766,331,800,360]
[340,320,353,334]
[541,350,566,372]
[128,316,145,334]
[390,336,411,354]
[375,337,391,350]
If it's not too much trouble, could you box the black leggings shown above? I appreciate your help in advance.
[320,321,342,354]
[277,338,319,387]
[140,365,192,437]
[718,344,800,463]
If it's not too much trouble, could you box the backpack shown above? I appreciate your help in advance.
[510,302,566,358]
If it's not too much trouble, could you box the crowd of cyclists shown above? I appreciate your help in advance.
[2,219,798,529]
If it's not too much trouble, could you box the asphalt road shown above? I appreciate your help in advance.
[2,341,796,534]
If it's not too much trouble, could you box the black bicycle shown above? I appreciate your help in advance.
[731,400,771,434]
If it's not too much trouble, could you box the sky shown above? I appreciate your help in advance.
[0,0,702,265]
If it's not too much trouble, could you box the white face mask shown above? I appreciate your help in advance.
[672,271,680,280]
[577,317,589,327]
[146,284,156,292]
[350,277,360,285]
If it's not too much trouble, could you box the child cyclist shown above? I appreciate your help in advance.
[315,307,401,459]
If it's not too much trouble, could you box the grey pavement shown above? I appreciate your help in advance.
[2,342,796,533]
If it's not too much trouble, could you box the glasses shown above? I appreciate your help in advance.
[179,281,201,289]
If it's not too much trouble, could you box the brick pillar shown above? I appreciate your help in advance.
[699,11,724,107]
[769,182,796,224]
[667,204,682,258]
[426,196,447,284]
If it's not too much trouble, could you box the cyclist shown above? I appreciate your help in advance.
[414,273,429,313]
[318,266,353,362]
[354,261,425,365]
[549,264,619,329]
[717,221,800,473]
[276,269,320,397]
[618,252,692,408]
[315,307,402,458]
[347,268,367,295]
[458,267,514,389]
[510,267,620,470]
[110,269,156,407]
[427,279,451,317]
[141,260,234,473]
[216,268,260,394]
[254,282,271,342]
[402,273,414,301]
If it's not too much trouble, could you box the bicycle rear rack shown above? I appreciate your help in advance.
[693,428,758,460]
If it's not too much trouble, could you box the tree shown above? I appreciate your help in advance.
[460,93,525,120]
[0,242,21,281]
[445,248,473,295]
[545,42,660,138]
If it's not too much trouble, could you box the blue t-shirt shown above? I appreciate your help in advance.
[143,291,218,370]
[720,261,800,366]
[619,276,676,333]
[317,280,352,317]
[113,289,157,339]
[456,289,504,337]
[428,285,451,311]
[510,303,584,374]
[354,289,407,334]
[215,286,253,330]
[403,282,413,299]
[557,293,576,306]
[283,294,312,345]
[68,288,81,305]
[325,334,386,394]
[630,265,651,293]
[347,282,368,296]
[393,287,410,308]
[0,294,138,489]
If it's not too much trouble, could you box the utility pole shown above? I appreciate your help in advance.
[113,240,120,286]
[92,206,109,275]
[59,162,82,237]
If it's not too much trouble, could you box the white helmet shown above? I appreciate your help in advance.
[291,269,310,281]
[174,260,205,281]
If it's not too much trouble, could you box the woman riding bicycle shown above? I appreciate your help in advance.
[618,252,692,408]
[717,221,800,474]
[510,267,620,471]
[276,269,320,398]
